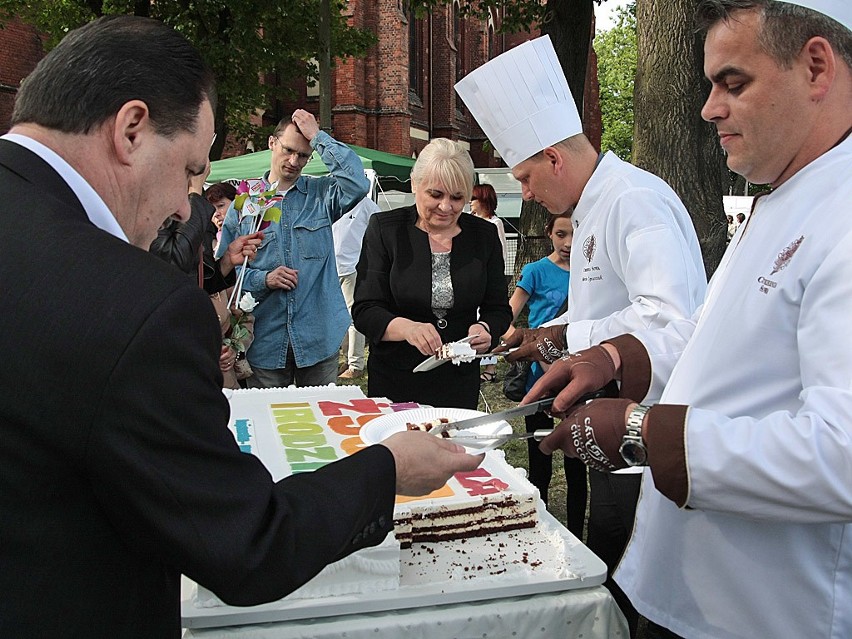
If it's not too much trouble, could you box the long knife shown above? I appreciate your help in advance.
[430,388,609,436]
[449,429,554,442]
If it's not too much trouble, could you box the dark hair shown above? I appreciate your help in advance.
[545,210,573,235]
[471,183,498,216]
[273,118,300,138]
[205,182,237,204]
[695,1,852,68]
[12,15,216,138]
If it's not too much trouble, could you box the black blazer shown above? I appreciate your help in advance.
[0,139,395,638]
[352,206,511,407]
[353,205,511,368]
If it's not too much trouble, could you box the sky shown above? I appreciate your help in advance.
[595,0,631,31]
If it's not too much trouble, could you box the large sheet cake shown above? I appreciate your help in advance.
[194,385,542,608]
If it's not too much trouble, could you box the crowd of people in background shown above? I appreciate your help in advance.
[726,211,747,242]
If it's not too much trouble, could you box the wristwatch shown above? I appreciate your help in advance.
[619,404,650,466]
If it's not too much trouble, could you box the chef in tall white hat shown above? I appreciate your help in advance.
[456,34,708,637]
[505,3,852,638]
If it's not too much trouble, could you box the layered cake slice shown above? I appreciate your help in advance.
[393,461,539,548]
[436,340,477,364]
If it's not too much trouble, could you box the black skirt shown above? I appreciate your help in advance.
[366,350,481,409]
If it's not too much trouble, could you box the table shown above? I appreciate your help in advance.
[183,587,628,638]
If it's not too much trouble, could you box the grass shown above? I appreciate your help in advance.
[337,353,578,538]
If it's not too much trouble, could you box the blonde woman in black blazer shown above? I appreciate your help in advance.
[353,139,512,408]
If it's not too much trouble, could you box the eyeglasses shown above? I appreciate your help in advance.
[272,136,312,163]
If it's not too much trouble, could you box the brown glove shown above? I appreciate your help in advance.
[495,325,567,364]
[524,345,618,414]
[539,399,634,472]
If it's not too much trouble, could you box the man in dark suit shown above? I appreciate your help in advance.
[0,16,482,638]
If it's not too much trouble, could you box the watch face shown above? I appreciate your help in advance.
[619,440,648,467]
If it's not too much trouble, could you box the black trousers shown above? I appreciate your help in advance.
[587,470,642,638]
[525,411,588,538]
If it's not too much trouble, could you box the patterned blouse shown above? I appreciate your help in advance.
[430,251,453,321]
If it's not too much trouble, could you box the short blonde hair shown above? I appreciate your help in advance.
[411,138,475,201]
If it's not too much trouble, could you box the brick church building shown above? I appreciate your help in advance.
[0,4,600,168]
[0,18,45,138]
[269,1,600,167]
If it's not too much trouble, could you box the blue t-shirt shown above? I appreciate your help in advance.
[516,257,570,387]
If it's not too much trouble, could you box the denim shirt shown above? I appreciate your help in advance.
[216,131,369,369]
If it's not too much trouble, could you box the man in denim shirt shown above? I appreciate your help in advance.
[217,110,369,387]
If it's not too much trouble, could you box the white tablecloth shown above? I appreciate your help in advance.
[183,587,628,638]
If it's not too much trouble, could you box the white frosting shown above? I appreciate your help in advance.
[401,524,571,586]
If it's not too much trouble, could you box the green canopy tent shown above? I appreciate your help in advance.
[207,144,414,191]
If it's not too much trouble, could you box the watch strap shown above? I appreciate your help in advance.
[626,404,651,435]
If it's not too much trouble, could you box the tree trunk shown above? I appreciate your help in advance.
[632,0,727,277]
[546,0,593,114]
[514,201,553,281]
[211,96,229,161]
[513,0,594,279]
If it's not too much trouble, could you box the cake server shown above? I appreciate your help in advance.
[412,335,476,373]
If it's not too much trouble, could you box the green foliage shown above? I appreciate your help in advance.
[0,0,375,150]
[594,3,636,160]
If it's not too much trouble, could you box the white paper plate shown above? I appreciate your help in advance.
[413,336,475,373]
[359,407,511,453]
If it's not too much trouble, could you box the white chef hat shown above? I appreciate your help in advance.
[454,35,582,169]
[777,1,850,31]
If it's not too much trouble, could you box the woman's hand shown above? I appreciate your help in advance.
[467,322,492,353]
[219,345,237,372]
[403,321,443,356]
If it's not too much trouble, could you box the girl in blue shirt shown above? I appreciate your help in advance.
[503,212,584,535]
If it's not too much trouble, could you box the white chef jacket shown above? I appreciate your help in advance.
[617,135,852,638]
[546,152,706,363]
[545,153,706,475]
[332,196,381,277]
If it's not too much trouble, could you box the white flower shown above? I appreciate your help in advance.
[238,292,258,313]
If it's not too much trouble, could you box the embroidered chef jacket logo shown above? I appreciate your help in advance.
[583,235,596,262]
[581,234,602,283]
[771,236,804,275]
[758,235,804,294]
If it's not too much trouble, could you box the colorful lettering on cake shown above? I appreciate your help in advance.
[271,403,339,473]
[456,468,510,496]
[230,418,254,454]
[319,399,420,456]
[271,400,425,472]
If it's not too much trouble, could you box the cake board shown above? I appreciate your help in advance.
[181,504,606,629]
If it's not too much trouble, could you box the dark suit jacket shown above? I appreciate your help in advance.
[0,139,396,638]
[352,205,512,407]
